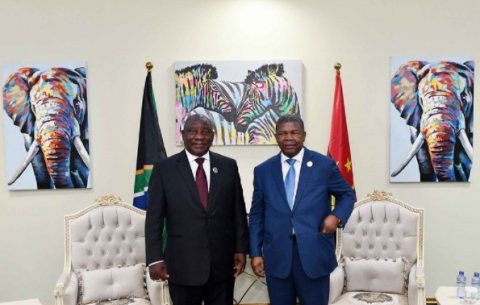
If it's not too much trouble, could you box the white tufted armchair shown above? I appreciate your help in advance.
[54,195,169,305]
[329,190,425,305]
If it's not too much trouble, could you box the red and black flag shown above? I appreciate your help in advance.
[327,67,355,193]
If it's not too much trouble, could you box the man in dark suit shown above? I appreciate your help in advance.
[249,114,355,305]
[146,114,249,305]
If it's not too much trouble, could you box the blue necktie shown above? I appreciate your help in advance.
[285,159,296,210]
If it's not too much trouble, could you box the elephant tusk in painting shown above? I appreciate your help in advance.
[73,136,91,169]
[391,133,425,177]
[7,141,40,185]
[458,129,473,161]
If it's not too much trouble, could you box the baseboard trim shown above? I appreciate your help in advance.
[236,299,436,305]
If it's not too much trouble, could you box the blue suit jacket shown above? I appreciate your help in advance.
[249,147,355,279]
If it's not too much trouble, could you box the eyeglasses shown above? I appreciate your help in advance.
[276,131,304,138]
[186,129,214,137]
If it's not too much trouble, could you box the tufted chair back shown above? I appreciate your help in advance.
[54,195,169,305]
[329,190,425,305]
[69,198,146,274]
[338,194,422,268]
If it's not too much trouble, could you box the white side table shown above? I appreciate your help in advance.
[0,299,42,305]
[435,286,469,305]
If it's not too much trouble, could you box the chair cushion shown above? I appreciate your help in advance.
[83,298,151,305]
[332,292,408,305]
[79,264,148,304]
[344,258,407,294]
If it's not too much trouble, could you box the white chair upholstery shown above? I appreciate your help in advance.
[54,195,169,305]
[329,190,425,305]
[233,258,269,304]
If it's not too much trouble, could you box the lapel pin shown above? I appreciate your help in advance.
[307,161,313,167]
[213,167,218,173]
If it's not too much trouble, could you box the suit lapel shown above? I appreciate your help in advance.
[207,152,219,213]
[270,153,290,210]
[176,150,205,211]
[293,148,314,212]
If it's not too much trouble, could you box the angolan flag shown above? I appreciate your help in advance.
[133,70,167,210]
[327,67,356,208]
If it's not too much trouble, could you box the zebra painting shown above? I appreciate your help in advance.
[175,64,239,121]
[175,61,302,145]
[175,64,251,145]
[235,64,300,134]
[245,110,279,144]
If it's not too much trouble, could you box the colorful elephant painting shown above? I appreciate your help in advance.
[390,60,474,182]
[3,65,90,189]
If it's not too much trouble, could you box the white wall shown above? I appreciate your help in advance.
[1,0,479,303]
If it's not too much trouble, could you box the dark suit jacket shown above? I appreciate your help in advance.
[145,150,249,286]
[249,147,355,279]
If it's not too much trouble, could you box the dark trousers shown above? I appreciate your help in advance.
[169,276,235,305]
[266,242,330,305]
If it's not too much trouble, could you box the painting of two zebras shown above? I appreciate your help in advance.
[175,61,302,145]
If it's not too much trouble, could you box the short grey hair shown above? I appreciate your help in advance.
[181,113,214,132]
[275,114,304,132]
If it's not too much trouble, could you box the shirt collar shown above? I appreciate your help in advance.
[281,147,304,164]
[185,149,210,163]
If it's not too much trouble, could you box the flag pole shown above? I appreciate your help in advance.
[146,62,154,72]
[331,62,341,210]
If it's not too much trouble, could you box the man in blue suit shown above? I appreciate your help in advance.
[249,114,355,305]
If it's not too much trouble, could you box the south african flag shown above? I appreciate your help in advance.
[133,70,167,210]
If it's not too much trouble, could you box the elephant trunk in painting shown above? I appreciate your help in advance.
[422,99,459,181]
[37,118,75,187]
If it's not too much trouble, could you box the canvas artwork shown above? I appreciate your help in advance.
[390,57,474,182]
[2,61,90,190]
[175,60,302,145]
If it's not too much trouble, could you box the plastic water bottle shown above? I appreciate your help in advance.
[457,270,467,299]
[472,272,480,300]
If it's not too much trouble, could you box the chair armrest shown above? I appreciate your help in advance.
[54,272,78,305]
[146,268,170,305]
[329,266,345,304]
[408,264,425,305]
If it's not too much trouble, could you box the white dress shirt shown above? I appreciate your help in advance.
[280,148,304,207]
[185,150,211,189]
